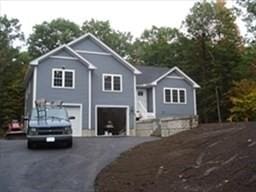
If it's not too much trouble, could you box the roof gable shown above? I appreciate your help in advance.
[136,65,200,88]
[153,66,200,88]
[68,33,141,74]
[30,45,96,69]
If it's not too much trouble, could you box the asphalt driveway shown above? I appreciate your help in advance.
[0,137,157,192]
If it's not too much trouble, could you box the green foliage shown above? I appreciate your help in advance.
[228,79,256,121]
[81,19,133,57]
[183,1,243,122]
[129,26,183,67]
[238,0,256,42]
[0,15,28,129]
[28,18,82,58]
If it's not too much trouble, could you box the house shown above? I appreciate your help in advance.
[25,33,199,137]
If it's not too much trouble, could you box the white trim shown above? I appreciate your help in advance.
[75,50,111,56]
[68,33,141,74]
[163,87,187,104]
[152,66,200,88]
[193,89,197,115]
[166,75,185,79]
[30,45,96,70]
[30,45,66,65]
[88,70,92,129]
[32,67,37,108]
[102,73,123,93]
[49,55,79,60]
[64,46,96,69]
[95,105,130,136]
[51,68,75,89]
[152,86,156,117]
[133,75,137,129]
[63,103,83,137]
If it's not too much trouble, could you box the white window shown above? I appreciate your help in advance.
[52,69,75,89]
[103,74,122,92]
[164,88,186,104]
[138,91,144,96]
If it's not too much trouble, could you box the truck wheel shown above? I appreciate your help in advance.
[67,140,72,148]
[27,141,35,149]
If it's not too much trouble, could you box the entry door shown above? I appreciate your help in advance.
[137,89,147,113]
[65,106,82,136]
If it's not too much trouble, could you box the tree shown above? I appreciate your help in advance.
[81,19,133,57]
[28,18,82,58]
[184,0,243,122]
[129,26,184,67]
[228,79,256,121]
[0,15,28,130]
[237,0,256,43]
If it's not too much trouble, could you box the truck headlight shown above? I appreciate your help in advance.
[29,128,37,135]
[64,127,72,135]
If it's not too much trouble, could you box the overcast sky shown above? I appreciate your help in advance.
[0,0,244,42]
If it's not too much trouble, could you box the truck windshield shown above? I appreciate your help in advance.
[31,108,68,120]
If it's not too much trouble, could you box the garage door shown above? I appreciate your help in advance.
[97,107,127,136]
[65,106,82,137]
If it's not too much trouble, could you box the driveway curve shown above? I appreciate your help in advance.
[0,137,157,192]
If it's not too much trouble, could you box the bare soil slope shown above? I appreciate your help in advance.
[95,123,256,192]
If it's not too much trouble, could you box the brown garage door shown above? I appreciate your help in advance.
[97,107,126,136]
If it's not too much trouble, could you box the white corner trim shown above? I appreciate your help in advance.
[152,86,156,117]
[68,33,141,74]
[133,75,137,129]
[88,70,92,129]
[75,50,111,56]
[94,105,130,136]
[63,103,83,136]
[163,87,187,104]
[32,66,37,108]
[49,55,79,60]
[102,73,123,93]
[51,68,75,89]
[193,89,197,115]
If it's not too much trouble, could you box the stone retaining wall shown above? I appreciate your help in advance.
[136,115,198,137]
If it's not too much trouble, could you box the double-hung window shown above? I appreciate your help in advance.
[103,74,122,92]
[52,69,75,88]
[164,88,186,104]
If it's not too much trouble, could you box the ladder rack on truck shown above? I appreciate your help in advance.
[35,99,64,120]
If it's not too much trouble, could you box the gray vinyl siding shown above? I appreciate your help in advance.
[79,52,135,129]
[71,38,106,52]
[147,88,153,112]
[168,71,180,76]
[36,57,89,129]
[54,49,73,57]
[155,77,194,118]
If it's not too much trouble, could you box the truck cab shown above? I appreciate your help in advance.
[26,99,74,149]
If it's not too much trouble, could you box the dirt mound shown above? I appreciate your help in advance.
[95,122,256,192]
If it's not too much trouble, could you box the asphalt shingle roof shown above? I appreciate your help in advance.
[136,65,169,85]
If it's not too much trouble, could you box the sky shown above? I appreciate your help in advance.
[0,0,245,43]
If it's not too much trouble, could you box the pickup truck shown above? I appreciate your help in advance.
[26,104,74,149]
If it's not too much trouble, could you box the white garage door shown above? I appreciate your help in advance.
[65,106,82,137]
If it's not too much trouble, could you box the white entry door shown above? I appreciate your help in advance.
[137,89,147,113]
[65,106,82,136]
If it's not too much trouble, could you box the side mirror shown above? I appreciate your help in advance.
[69,116,75,120]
